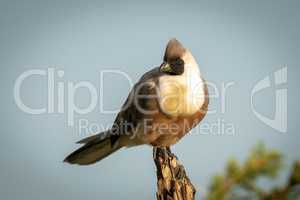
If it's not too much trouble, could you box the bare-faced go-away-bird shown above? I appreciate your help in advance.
[64,39,209,165]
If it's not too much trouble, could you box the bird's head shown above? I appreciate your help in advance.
[160,38,199,75]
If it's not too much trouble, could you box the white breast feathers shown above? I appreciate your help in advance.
[158,53,205,117]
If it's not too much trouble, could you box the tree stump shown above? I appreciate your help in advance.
[153,147,196,200]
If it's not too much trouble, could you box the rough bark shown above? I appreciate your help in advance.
[153,147,196,200]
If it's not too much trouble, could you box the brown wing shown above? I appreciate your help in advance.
[110,67,162,145]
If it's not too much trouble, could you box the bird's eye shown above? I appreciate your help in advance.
[170,58,184,75]
[171,58,184,67]
[176,59,184,66]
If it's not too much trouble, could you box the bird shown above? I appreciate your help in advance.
[64,38,209,165]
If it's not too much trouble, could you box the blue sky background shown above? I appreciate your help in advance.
[0,0,299,199]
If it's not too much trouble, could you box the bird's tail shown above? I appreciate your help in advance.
[64,131,123,165]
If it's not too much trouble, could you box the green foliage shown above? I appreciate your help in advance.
[289,161,300,186]
[206,143,283,200]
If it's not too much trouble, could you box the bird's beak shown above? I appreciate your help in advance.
[160,62,172,73]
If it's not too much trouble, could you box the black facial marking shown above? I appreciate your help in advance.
[169,58,184,75]
[166,58,184,75]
